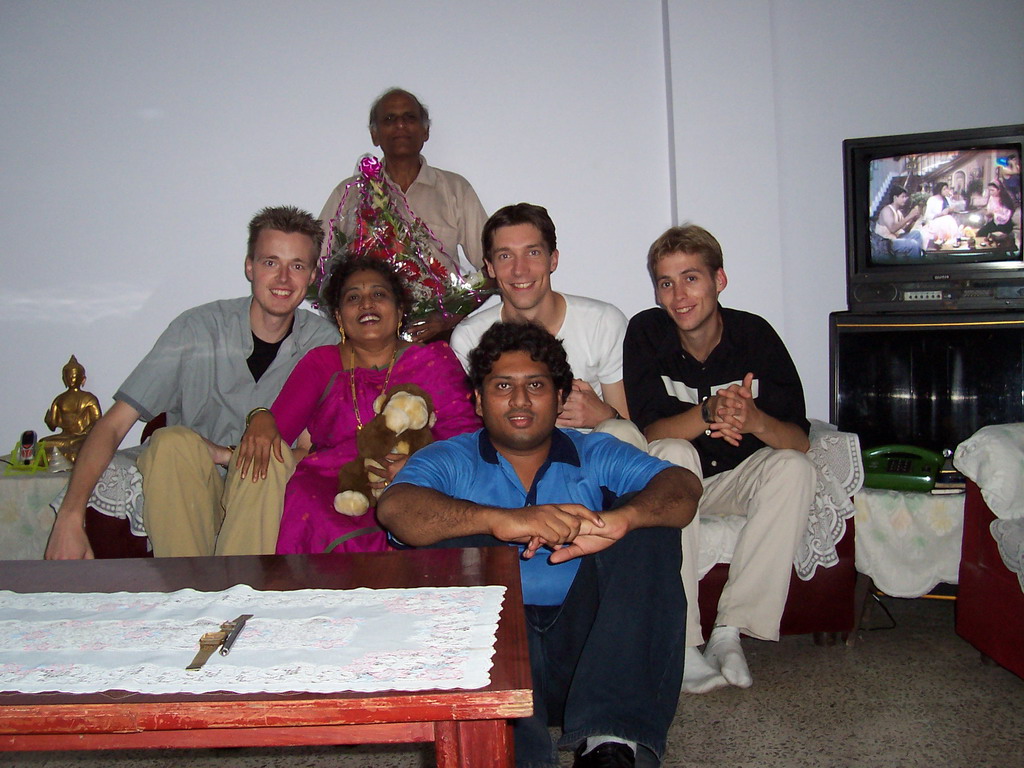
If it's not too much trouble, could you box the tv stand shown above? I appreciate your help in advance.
[830,310,1024,453]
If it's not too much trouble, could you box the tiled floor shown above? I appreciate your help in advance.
[6,596,1023,767]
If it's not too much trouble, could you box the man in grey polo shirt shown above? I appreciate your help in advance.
[45,206,339,560]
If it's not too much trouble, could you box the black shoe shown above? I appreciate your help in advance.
[573,741,636,768]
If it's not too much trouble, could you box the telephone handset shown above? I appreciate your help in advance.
[862,444,944,492]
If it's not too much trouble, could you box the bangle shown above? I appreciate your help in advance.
[246,407,271,426]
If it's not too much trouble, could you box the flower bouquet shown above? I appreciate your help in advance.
[311,156,493,329]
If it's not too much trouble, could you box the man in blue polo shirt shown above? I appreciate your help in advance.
[377,322,700,768]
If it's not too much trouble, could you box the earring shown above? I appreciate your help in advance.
[340,327,346,345]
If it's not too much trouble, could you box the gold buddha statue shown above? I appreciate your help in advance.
[40,355,102,462]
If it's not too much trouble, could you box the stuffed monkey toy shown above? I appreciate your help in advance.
[334,383,436,516]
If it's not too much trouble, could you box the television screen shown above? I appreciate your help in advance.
[869,146,1021,266]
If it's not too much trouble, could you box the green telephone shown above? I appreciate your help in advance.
[862,444,945,492]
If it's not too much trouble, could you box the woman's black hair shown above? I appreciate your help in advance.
[321,255,412,325]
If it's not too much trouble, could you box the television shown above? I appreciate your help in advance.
[844,124,1024,313]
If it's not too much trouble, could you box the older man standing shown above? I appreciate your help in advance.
[319,87,488,341]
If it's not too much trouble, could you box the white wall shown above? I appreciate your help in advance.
[0,0,670,445]
[667,0,1024,419]
[3,0,1022,448]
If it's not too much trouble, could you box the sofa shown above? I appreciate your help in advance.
[84,416,162,559]
[953,424,1024,679]
[956,480,1024,679]
[694,421,862,642]
[87,419,863,649]
[696,516,856,641]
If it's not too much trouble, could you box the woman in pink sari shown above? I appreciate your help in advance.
[238,256,480,554]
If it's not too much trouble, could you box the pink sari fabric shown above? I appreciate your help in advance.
[271,342,480,554]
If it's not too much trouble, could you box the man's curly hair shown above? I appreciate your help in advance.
[468,322,574,402]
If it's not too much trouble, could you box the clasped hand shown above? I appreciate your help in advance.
[705,372,763,448]
[493,503,626,564]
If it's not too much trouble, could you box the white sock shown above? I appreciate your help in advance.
[682,645,729,694]
[704,625,753,688]
[583,736,636,756]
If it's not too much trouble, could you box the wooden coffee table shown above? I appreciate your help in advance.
[0,547,532,767]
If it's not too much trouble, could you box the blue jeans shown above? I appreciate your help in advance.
[516,527,686,767]
[425,528,686,767]
[890,230,925,258]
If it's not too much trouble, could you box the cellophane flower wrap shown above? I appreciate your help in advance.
[310,155,492,328]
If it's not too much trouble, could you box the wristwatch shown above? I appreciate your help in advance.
[700,398,713,425]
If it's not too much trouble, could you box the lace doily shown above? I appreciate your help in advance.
[954,423,1024,519]
[696,421,862,580]
[0,584,505,695]
[797,421,863,579]
[992,518,1024,592]
[49,444,148,538]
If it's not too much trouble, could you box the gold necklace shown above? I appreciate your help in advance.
[350,346,398,431]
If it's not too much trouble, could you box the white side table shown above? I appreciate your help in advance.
[0,471,67,560]
[854,487,965,597]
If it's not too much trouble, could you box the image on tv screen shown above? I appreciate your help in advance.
[868,147,1021,266]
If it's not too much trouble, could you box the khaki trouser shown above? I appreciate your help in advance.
[138,426,296,557]
[597,419,815,645]
[687,447,815,644]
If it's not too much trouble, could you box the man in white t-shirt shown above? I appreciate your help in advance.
[450,203,633,433]
[451,201,700,447]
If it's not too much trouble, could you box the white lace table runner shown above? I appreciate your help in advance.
[0,584,505,695]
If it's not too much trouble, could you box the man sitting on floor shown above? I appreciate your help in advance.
[623,224,816,693]
[45,206,339,559]
[378,322,700,768]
